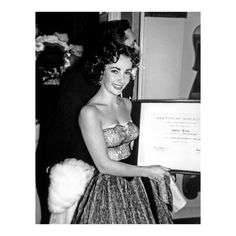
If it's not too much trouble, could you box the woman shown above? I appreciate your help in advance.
[68,41,174,224]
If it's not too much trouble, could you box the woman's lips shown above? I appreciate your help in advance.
[112,84,123,90]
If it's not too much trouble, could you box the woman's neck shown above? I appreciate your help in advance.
[95,86,121,107]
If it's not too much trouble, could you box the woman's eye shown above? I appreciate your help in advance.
[111,69,118,74]
[125,71,131,77]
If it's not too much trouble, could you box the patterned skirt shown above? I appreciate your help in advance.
[71,173,173,224]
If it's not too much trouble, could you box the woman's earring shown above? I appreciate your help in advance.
[98,74,103,86]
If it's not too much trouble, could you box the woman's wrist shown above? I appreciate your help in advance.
[139,166,149,178]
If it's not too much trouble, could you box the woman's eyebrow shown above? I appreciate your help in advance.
[107,66,120,70]
[107,66,132,71]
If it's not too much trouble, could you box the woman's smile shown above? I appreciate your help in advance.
[112,83,124,90]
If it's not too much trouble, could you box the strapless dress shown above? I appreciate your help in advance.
[71,122,173,224]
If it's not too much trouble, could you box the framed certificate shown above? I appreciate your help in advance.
[135,100,200,173]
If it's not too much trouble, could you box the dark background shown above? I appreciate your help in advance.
[36,12,100,58]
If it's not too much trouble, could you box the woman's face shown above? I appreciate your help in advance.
[101,54,133,96]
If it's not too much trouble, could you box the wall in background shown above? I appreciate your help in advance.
[138,12,200,100]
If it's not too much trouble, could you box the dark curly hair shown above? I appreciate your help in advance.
[85,41,140,86]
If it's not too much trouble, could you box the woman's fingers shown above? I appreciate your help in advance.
[156,165,171,180]
[160,165,171,172]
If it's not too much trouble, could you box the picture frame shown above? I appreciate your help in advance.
[132,100,200,174]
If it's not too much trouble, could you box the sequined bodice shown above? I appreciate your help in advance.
[103,121,139,161]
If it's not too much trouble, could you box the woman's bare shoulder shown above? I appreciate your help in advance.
[79,104,100,123]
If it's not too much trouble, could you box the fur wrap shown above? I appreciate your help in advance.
[48,158,95,223]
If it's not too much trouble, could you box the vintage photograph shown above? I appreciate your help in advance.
[35,12,201,224]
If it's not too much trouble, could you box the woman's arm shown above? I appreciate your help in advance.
[79,105,169,181]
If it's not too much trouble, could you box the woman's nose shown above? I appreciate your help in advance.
[117,73,126,83]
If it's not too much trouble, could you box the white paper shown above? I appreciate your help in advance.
[137,102,200,172]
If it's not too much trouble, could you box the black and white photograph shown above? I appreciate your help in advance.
[2,1,236,235]
[35,11,200,224]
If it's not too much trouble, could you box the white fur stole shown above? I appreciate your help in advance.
[48,158,95,223]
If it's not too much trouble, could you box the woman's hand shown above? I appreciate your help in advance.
[145,165,171,182]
